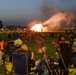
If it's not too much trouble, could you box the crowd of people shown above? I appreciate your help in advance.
[0,38,36,74]
[0,30,76,75]
[53,32,76,74]
[0,31,47,74]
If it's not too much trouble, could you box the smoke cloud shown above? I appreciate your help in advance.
[42,11,76,30]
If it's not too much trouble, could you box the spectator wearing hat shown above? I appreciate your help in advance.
[12,38,23,57]
[13,39,35,73]
[8,38,23,62]
[12,38,22,52]
[14,38,23,47]
[13,38,23,52]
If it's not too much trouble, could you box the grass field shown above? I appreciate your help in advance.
[0,32,56,75]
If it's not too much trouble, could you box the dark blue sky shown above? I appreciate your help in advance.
[0,0,76,26]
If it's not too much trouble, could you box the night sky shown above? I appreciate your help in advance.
[0,0,76,26]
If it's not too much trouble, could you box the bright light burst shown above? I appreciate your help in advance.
[30,24,42,32]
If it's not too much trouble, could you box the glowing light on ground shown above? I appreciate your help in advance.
[30,24,42,32]
[29,11,75,32]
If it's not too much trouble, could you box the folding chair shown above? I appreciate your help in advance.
[71,52,76,67]
[12,52,29,75]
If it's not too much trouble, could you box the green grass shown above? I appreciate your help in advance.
[0,32,56,75]
[0,66,5,75]
[0,32,56,59]
[24,38,56,59]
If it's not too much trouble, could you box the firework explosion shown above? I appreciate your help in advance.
[42,11,76,30]
[28,11,76,32]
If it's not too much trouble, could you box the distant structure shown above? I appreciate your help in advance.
[0,20,3,29]
[73,20,76,29]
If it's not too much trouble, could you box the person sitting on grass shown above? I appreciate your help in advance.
[21,44,35,73]
[0,38,7,66]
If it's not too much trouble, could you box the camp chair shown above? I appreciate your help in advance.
[12,52,29,75]
[71,52,76,68]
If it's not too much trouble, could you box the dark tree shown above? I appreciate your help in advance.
[0,20,3,29]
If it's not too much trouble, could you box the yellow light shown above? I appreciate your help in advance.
[31,24,42,32]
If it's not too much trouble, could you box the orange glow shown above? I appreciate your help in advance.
[42,11,75,29]
[30,24,42,32]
